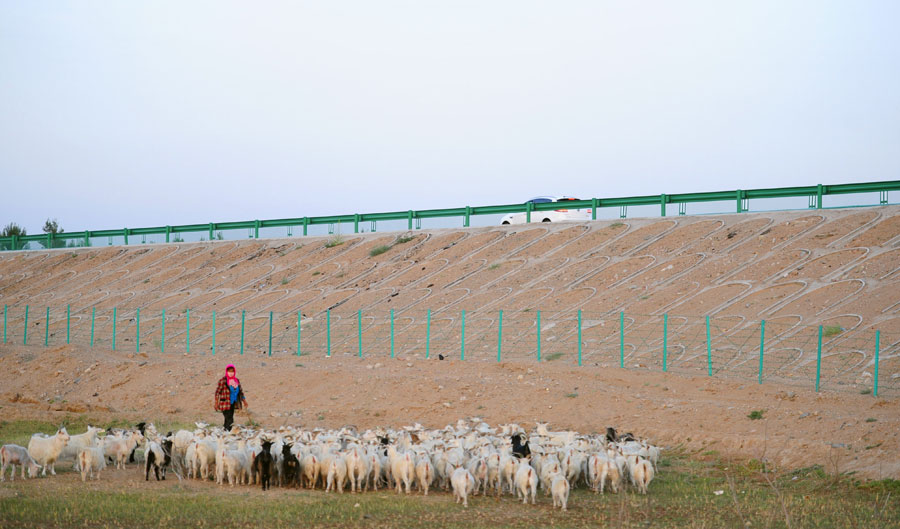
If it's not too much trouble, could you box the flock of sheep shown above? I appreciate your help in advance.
[1,418,661,510]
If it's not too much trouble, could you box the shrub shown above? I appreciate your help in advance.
[325,235,344,248]
[823,325,843,337]
[748,410,765,420]
[394,235,415,245]
[369,245,391,257]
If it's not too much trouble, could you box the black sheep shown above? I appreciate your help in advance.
[606,427,618,444]
[129,422,147,463]
[254,440,274,491]
[511,433,531,459]
[282,443,299,487]
[145,434,173,481]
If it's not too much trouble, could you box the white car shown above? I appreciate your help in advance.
[500,196,592,225]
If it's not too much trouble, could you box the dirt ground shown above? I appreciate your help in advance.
[1,343,897,481]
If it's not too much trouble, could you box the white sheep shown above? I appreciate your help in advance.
[550,472,570,510]
[27,427,70,476]
[1,444,40,481]
[344,446,368,493]
[77,446,106,482]
[389,447,415,495]
[415,455,434,496]
[450,466,475,507]
[324,454,347,493]
[300,453,320,489]
[102,429,144,470]
[61,425,104,464]
[465,457,488,496]
[632,457,655,494]
[514,459,538,505]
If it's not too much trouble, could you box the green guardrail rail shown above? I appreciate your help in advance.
[1,180,898,251]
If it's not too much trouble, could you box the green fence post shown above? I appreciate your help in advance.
[111,307,116,351]
[591,198,598,220]
[815,325,823,392]
[706,315,712,376]
[23,305,29,345]
[758,320,765,384]
[662,313,668,372]
[577,309,583,366]
[326,310,331,357]
[123,228,128,246]
[44,307,49,346]
[161,309,165,353]
[66,305,71,344]
[268,311,273,357]
[90,307,95,347]
[816,184,824,209]
[358,310,363,357]
[185,309,190,353]
[211,311,216,355]
[525,202,532,223]
[536,310,541,362]
[461,310,466,360]
[873,330,880,397]
[297,311,302,356]
[407,210,413,230]
[660,193,667,217]
[2,304,6,344]
[240,310,246,355]
[390,309,395,358]
[254,220,260,239]
[136,308,140,353]
[619,311,624,368]
[464,206,471,228]
[425,309,431,359]
[497,310,503,362]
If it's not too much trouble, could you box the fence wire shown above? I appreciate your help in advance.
[1,304,897,396]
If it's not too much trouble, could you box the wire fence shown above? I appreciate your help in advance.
[2,304,896,397]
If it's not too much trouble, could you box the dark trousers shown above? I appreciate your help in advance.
[223,404,235,431]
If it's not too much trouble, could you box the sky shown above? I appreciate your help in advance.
[1,1,899,236]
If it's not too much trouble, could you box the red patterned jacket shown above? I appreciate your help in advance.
[214,376,246,412]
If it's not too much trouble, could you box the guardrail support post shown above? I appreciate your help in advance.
[736,190,743,213]
[66,305,71,344]
[461,310,466,360]
[497,310,503,362]
[390,309,395,358]
[536,310,541,362]
[354,214,360,234]
[619,311,624,368]
[577,309,582,366]
[758,320,765,384]
[2,304,6,343]
[165,225,171,243]
[161,309,165,352]
[464,207,471,228]
[254,220,260,239]
[123,228,128,246]
[326,310,331,357]
[136,308,140,352]
[591,198,598,220]
[660,193,667,216]
[815,325,823,392]
[90,307,95,347]
[185,309,190,353]
[358,310,363,357]
[112,307,116,350]
[662,313,667,372]
[874,330,880,397]
[23,305,29,345]
[706,315,712,376]
[297,311,302,356]
[525,202,532,223]
[240,310,246,355]
[816,184,824,209]
[212,311,216,355]
[425,309,431,359]
[44,307,49,346]
[407,210,413,230]
[268,311,273,357]
[303,217,309,236]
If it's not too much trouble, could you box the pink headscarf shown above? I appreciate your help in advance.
[225,364,239,388]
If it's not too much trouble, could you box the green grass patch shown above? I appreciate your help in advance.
[823,325,843,337]
[543,352,564,362]
[565,392,578,398]
[488,263,501,270]
[747,409,765,420]
[394,235,415,245]
[369,245,391,257]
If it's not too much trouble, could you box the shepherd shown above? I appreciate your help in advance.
[214,364,248,431]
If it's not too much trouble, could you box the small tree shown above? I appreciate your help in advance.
[2,222,26,237]
[1,222,26,250]
[42,218,67,248]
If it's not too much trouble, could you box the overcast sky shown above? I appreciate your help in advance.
[1,1,898,236]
